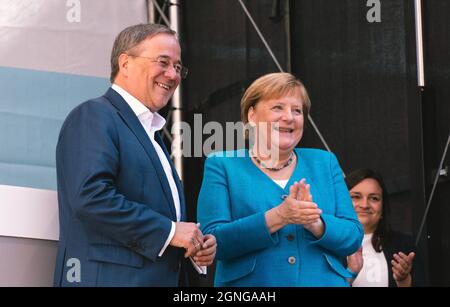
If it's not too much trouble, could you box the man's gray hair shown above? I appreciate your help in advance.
[110,23,176,82]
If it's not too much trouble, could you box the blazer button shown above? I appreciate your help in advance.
[286,234,294,241]
[288,256,296,264]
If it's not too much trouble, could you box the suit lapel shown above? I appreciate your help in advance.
[103,88,177,220]
[155,132,186,221]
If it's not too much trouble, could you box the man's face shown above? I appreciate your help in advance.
[124,34,182,112]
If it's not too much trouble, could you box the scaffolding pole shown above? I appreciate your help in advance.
[169,0,184,181]
[147,0,156,24]
[147,0,184,181]
[414,0,425,87]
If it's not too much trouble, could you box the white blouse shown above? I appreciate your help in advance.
[273,179,289,189]
[352,233,389,287]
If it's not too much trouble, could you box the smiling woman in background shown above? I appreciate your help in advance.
[345,169,427,287]
[196,72,363,287]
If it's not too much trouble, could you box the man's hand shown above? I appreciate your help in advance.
[193,234,217,266]
[170,222,204,258]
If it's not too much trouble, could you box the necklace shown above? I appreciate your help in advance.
[250,150,295,171]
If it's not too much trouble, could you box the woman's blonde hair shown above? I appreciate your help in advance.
[240,72,311,125]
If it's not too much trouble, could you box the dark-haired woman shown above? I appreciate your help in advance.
[345,169,426,287]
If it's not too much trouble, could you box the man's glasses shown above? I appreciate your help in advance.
[128,54,188,79]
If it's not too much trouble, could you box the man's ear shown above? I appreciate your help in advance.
[118,53,130,78]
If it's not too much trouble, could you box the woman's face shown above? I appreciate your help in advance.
[248,88,304,156]
[349,178,383,234]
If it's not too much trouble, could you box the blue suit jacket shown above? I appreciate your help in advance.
[197,148,363,287]
[54,88,186,286]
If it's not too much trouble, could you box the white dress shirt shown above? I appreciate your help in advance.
[112,84,179,256]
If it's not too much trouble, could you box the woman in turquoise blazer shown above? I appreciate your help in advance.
[197,72,363,287]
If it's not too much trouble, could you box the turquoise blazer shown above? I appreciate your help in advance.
[197,148,363,287]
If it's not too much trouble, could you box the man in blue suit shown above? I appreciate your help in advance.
[54,24,216,286]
